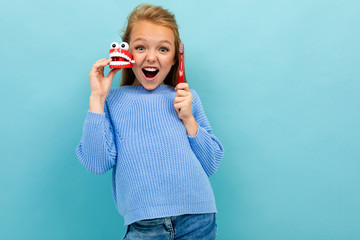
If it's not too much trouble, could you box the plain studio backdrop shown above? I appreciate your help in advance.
[0,0,359,239]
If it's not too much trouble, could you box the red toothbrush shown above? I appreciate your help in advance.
[179,43,184,83]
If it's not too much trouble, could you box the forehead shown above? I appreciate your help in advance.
[130,20,175,44]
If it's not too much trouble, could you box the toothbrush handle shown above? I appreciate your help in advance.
[179,54,184,83]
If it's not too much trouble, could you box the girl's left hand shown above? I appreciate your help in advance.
[174,83,193,121]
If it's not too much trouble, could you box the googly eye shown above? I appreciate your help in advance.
[110,42,120,49]
[120,42,129,51]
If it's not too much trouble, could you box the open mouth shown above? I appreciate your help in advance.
[142,67,159,80]
[109,49,134,68]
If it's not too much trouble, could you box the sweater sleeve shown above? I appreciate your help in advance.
[75,96,117,174]
[188,89,224,177]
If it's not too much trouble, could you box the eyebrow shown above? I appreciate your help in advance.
[132,37,173,45]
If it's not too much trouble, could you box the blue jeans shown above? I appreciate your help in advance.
[122,213,217,240]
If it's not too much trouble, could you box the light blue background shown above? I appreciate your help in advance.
[1,0,359,239]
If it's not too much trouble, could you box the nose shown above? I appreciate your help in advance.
[146,50,157,62]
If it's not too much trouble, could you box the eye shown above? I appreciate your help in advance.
[135,46,145,51]
[110,42,119,49]
[159,47,169,53]
[120,42,129,51]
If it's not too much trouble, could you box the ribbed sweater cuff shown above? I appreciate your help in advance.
[187,125,205,144]
[187,125,200,139]
[86,110,105,126]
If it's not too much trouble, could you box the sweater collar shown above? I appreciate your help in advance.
[123,84,174,93]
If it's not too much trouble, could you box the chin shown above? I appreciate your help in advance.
[143,83,160,90]
[137,79,164,90]
[142,85,156,90]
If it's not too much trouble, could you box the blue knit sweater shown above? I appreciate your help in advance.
[75,84,224,226]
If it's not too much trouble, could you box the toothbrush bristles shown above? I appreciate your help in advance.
[179,43,184,54]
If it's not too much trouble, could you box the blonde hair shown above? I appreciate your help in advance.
[119,4,186,87]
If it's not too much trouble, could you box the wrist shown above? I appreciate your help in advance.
[182,116,198,137]
[182,115,195,125]
[89,95,106,113]
[90,93,106,102]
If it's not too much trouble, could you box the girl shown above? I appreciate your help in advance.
[76,4,224,240]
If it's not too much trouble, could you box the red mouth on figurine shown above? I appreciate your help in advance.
[109,42,135,69]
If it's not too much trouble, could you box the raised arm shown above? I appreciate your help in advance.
[75,58,120,174]
[75,98,117,174]
[187,89,225,177]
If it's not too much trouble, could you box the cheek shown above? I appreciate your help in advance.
[169,53,176,66]
[132,53,142,67]
[131,52,137,60]
[162,55,176,68]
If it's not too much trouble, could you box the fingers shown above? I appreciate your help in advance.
[174,96,187,103]
[174,83,194,120]
[95,58,109,63]
[174,102,185,112]
[89,58,114,77]
[175,83,190,91]
[175,83,192,99]
[107,68,121,79]
[175,89,192,98]
[92,58,112,69]
[174,101,191,114]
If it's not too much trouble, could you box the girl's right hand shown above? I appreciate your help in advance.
[88,58,121,99]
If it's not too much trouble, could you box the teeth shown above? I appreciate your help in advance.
[109,52,132,62]
[143,68,158,72]
[110,61,131,65]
